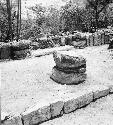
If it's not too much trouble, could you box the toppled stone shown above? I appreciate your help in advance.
[53,51,86,69]
[50,101,64,118]
[1,115,23,125]
[50,67,86,84]
[22,103,51,125]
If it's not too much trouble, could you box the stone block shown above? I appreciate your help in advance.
[1,116,23,125]
[92,85,110,100]
[63,91,93,114]
[63,98,78,114]
[50,101,64,118]
[22,104,51,125]
[50,68,86,84]
[53,51,86,69]
[77,92,93,108]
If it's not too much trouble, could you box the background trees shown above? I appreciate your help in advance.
[0,0,113,42]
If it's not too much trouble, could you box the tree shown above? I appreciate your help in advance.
[6,0,13,42]
[86,0,112,30]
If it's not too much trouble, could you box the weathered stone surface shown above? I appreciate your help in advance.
[63,98,78,114]
[53,66,86,74]
[22,104,51,125]
[77,92,93,108]
[50,68,86,84]
[53,51,86,68]
[92,85,110,100]
[50,101,64,118]
[1,116,23,125]
[63,91,93,114]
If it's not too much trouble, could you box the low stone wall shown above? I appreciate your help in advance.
[1,84,113,125]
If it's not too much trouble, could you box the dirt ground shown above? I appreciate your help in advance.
[1,45,113,117]
[41,94,113,125]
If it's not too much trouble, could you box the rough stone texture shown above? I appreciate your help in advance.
[50,101,64,118]
[92,85,110,100]
[53,51,86,68]
[63,91,93,114]
[22,104,51,125]
[53,66,86,74]
[1,116,23,125]
[50,68,86,84]
[63,98,78,114]
[77,92,93,108]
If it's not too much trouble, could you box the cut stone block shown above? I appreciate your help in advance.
[77,92,93,108]
[53,51,86,68]
[22,103,51,125]
[50,101,64,118]
[1,115,23,125]
[50,68,86,84]
[63,98,78,114]
[63,91,93,114]
[92,85,110,100]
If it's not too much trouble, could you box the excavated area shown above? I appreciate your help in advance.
[1,45,113,117]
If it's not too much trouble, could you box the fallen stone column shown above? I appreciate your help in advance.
[50,51,86,85]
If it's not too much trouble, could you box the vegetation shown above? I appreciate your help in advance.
[0,0,113,43]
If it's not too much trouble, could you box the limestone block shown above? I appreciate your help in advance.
[53,51,86,68]
[77,92,93,108]
[1,116,23,125]
[63,91,93,114]
[50,101,64,118]
[92,85,110,100]
[22,104,51,125]
[50,68,86,84]
[63,98,78,114]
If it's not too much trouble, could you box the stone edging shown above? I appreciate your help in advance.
[31,45,74,57]
[1,85,113,125]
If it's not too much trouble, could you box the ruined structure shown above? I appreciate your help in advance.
[50,51,86,84]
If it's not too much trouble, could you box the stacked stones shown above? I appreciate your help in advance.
[50,51,86,85]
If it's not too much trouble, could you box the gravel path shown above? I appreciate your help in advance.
[1,45,113,116]
[41,94,113,125]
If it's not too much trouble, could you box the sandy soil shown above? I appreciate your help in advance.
[1,45,113,116]
[41,94,113,125]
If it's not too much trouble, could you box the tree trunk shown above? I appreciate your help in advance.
[6,0,12,42]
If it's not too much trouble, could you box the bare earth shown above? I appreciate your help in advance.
[1,45,113,118]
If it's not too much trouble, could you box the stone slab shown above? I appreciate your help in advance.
[1,115,23,125]
[22,102,51,125]
[91,85,110,100]
[50,101,64,118]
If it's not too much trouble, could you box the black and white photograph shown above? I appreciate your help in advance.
[1,0,113,125]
